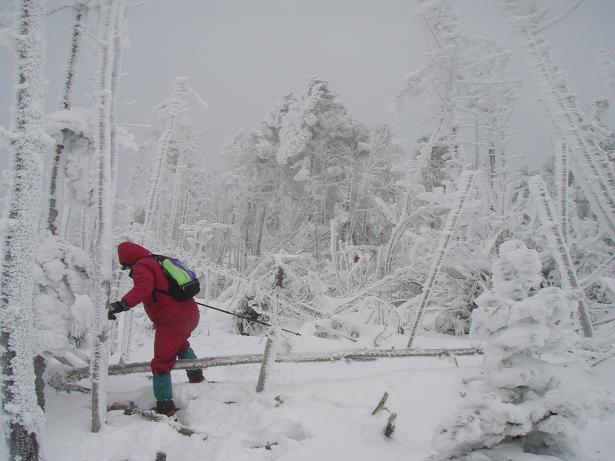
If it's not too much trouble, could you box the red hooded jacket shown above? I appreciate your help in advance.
[117,242,199,326]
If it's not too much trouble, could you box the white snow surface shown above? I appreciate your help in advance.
[42,322,615,461]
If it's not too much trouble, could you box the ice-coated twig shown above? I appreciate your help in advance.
[384,412,397,438]
[370,391,397,438]
[371,391,389,415]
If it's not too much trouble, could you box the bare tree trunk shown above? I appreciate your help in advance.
[555,142,570,243]
[254,202,268,257]
[109,0,126,193]
[256,267,283,392]
[46,3,87,235]
[90,0,122,433]
[0,0,48,458]
[166,146,186,243]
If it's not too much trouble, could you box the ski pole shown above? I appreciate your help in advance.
[195,300,302,336]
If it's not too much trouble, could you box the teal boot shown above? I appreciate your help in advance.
[178,348,205,383]
[152,373,176,416]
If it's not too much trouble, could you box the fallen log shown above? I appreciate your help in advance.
[63,346,483,382]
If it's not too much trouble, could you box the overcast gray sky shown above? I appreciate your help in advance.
[1,0,614,186]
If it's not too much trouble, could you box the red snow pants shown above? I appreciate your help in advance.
[151,311,200,374]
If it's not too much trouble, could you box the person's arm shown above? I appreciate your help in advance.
[122,263,155,308]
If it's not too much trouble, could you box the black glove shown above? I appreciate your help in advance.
[107,300,129,320]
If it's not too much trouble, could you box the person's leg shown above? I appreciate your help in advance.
[177,309,204,383]
[151,327,186,415]
[177,340,204,383]
[152,373,174,415]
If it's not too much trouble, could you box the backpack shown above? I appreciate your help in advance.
[151,255,200,301]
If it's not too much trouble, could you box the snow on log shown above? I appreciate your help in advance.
[62,346,484,381]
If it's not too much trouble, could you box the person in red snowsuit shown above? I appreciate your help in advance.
[108,241,204,416]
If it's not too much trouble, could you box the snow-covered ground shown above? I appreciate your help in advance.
[42,316,615,461]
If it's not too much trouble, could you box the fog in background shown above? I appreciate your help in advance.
[1,0,614,190]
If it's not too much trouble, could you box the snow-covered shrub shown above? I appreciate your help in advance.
[302,316,361,342]
[431,240,612,461]
[32,235,94,354]
[221,253,323,336]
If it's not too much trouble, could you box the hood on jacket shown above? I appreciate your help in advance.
[118,242,152,267]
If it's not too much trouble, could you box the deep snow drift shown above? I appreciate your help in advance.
[43,314,615,461]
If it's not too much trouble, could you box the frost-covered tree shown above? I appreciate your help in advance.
[0,0,48,458]
[219,78,401,286]
[28,232,95,411]
[501,0,615,237]
[89,0,126,433]
[46,106,96,249]
[45,0,89,235]
[32,236,94,359]
[389,0,527,338]
[393,0,522,192]
[132,77,206,247]
[529,175,593,337]
[586,98,615,164]
[276,77,365,259]
[403,170,477,347]
[431,240,610,460]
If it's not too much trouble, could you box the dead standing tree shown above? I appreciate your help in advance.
[45,1,89,235]
[89,0,126,433]
[256,266,284,392]
[0,0,48,458]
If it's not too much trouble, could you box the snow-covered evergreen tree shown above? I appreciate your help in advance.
[216,78,401,291]
[431,240,611,460]
[32,236,94,355]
